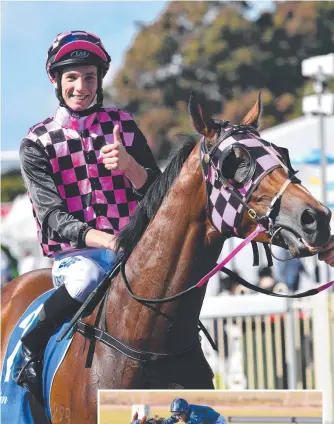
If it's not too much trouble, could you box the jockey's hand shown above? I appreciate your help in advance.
[101,124,131,172]
[85,229,119,251]
[318,235,334,267]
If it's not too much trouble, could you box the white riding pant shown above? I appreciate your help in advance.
[52,248,119,303]
[216,416,227,424]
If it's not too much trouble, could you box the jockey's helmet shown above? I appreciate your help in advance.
[170,398,189,414]
[46,30,111,108]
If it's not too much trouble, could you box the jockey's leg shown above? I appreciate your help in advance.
[13,250,116,398]
[13,284,81,398]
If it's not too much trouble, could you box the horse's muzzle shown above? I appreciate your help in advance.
[276,205,331,258]
[299,205,332,247]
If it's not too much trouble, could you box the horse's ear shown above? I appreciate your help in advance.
[241,92,262,129]
[140,415,147,424]
[188,92,217,139]
[132,412,138,422]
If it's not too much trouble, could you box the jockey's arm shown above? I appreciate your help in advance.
[122,123,161,197]
[186,418,200,424]
[162,416,179,424]
[123,154,148,190]
[186,411,201,424]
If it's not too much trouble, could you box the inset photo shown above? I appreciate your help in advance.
[98,390,323,424]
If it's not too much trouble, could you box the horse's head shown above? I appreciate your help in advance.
[189,93,331,258]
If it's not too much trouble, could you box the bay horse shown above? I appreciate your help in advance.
[1,94,331,423]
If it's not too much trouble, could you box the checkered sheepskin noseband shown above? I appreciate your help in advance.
[201,123,289,237]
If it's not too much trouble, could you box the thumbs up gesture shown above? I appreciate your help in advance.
[101,125,131,172]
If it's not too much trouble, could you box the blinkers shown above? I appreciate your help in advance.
[201,122,299,237]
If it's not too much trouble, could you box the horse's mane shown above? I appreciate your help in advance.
[117,134,198,257]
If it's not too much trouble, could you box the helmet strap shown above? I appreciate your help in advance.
[96,67,104,107]
[55,71,66,107]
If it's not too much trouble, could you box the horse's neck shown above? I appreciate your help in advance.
[126,144,221,292]
[108,145,223,350]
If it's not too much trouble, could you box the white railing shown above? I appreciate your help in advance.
[200,292,334,423]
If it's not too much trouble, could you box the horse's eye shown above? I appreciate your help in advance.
[234,159,250,184]
[219,151,237,179]
[218,146,252,184]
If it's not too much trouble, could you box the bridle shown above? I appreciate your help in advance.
[59,123,334,363]
[200,121,301,249]
[116,122,333,298]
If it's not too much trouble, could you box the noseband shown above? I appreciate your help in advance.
[201,121,300,246]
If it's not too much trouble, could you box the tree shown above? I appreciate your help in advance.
[106,1,334,159]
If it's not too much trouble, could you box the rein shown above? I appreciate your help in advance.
[59,124,333,363]
[118,123,334,301]
[119,228,334,301]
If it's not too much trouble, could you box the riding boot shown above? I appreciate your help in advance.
[13,284,81,400]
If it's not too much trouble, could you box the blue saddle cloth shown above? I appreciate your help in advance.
[1,289,74,423]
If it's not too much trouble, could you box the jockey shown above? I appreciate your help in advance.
[13,30,161,398]
[163,399,227,424]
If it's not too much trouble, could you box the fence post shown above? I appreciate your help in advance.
[285,298,297,389]
[313,290,334,424]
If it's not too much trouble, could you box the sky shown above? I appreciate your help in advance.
[1,0,168,157]
[1,0,274,160]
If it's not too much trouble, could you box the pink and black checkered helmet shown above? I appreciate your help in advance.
[46,30,111,83]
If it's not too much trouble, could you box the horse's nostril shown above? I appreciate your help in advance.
[301,209,316,227]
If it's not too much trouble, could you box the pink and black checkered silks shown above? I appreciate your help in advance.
[26,108,138,257]
[201,127,284,237]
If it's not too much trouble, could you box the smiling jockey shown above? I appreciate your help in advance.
[162,399,227,424]
[12,30,161,399]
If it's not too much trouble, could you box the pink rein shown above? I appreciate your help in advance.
[196,224,334,293]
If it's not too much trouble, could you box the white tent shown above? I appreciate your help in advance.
[260,114,334,156]
[261,114,334,208]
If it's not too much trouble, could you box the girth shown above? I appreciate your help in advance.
[76,320,201,363]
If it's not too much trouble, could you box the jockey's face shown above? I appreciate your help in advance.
[61,65,98,111]
[175,412,187,422]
